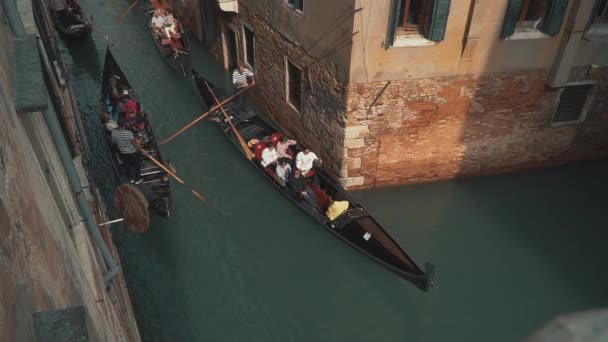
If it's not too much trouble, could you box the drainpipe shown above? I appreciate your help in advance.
[546,1,595,87]
[3,0,26,37]
[43,97,120,284]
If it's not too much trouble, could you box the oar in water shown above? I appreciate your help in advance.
[203,80,253,160]
[137,147,209,204]
[121,0,141,17]
[159,85,251,145]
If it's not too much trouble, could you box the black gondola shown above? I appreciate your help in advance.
[101,48,172,218]
[192,70,434,291]
[145,1,191,76]
[49,0,93,39]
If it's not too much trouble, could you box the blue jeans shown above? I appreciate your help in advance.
[302,186,318,210]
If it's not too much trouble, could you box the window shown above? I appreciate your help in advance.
[243,26,255,68]
[396,0,429,35]
[592,0,608,24]
[517,0,546,29]
[386,0,451,47]
[285,59,302,111]
[501,0,569,38]
[552,83,597,125]
[286,0,303,12]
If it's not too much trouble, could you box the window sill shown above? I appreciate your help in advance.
[584,24,608,40]
[392,34,435,47]
[551,119,584,127]
[285,4,304,16]
[506,28,548,40]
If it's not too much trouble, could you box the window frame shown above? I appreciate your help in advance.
[284,57,303,112]
[550,81,598,127]
[596,0,608,23]
[242,24,255,70]
[517,0,546,29]
[396,0,430,35]
[286,0,304,14]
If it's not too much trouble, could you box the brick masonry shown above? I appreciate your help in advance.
[193,2,608,190]
[344,67,608,189]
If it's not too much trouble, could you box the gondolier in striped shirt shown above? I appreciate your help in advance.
[111,118,143,184]
[232,64,255,106]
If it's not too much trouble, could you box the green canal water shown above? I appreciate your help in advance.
[58,1,608,341]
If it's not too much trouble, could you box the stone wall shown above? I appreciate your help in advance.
[227,3,349,174]
[344,67,608,188]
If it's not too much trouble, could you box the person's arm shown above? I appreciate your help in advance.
[232,71,238,87]
[246,70,255,85]
[295,153,303,170]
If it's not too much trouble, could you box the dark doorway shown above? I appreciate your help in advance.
[226,27,238,70]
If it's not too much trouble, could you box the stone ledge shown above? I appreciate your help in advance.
[340,176,364,188]
[14,35,47,113]
[344,138,365,149]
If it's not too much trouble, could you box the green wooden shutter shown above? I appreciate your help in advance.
[385,0,402,48]
[424,0,451,42]
[501,0,523,39]
[541,0,570,36]
[585,0,602,31]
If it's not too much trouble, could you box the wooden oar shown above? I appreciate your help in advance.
[159,86,250,145]
[121,0,141,17]
[203,80,253,160]
[137,147,209,204]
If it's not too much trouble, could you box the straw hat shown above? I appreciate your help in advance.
[247,139,259,148]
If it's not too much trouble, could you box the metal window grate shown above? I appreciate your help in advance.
[553,84,595,123]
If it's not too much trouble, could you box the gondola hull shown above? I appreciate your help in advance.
[101,48,172,218]
[49,1,93,39]
[192,71,433,291]
[145,4,191,76]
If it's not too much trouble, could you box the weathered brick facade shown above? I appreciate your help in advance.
[230,4,349,175]
[343,67,608,188]
[193,0,608,189]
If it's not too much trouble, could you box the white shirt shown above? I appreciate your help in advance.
[275,163,292,180]
[261,147,278,167]
[232,68,254,88]
[151,16,165,28]
[296,151,318,173]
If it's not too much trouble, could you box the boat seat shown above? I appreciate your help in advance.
[253,141,266,161]
[161,38,171,45]
[269,133,281,146]
[310,184,332,211]
[305,169,316,178]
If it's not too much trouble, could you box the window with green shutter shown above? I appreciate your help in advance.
[423,0,450,42]
[541,0,569,35]
[385,0,450,47]
[501,0,569,38]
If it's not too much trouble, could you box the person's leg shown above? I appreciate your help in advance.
[121,153,135,181]
[133,152,142,182]
[304,187,319,210]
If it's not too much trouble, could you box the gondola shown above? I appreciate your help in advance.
[101,48,172,218]
[145,0,191,76]
[192,70,434,291]
[49,0,93,39]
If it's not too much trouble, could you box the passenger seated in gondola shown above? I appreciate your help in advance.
[277,136,297,160]
[162,10,178,40]
[275,158,292,187]
[288,169,319,210]
[296,146,321,181]
[120,95,136,114]
[261,142,278,170]
[100,112,117,132]
[150,9,166,38]
[326,192,350,221]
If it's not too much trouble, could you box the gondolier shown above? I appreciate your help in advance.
[232,64,255,105]
[112,118,143,184]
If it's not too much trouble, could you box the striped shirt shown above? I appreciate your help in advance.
[111,129,137,154]
[232,68,254,88]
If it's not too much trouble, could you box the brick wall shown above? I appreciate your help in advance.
[218,4,348,174]
[344,68,608,189]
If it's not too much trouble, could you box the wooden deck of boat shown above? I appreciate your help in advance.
[150,0,170,10]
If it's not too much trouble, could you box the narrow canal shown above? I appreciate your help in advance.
[59,1,608,341]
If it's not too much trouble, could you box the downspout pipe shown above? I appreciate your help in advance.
[2,0,26,37]
[44,95,120,284]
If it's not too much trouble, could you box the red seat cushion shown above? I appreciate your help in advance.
[270,133,281,146]
[253,141,266,161]
[305,169,316,178]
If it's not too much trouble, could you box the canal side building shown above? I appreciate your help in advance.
[186,0,608,189]
[1,0,141,340]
